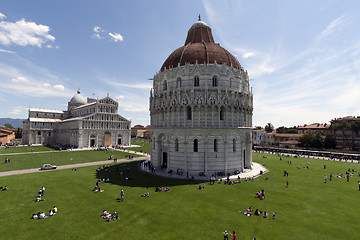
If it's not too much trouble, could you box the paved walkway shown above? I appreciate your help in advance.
[0,155,149,178]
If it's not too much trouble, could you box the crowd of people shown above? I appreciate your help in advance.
[239,206,276,220]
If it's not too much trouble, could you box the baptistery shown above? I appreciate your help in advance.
[149,17,253,178]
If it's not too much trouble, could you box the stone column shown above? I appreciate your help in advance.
[184,141,188,174]
[224,140,228,174]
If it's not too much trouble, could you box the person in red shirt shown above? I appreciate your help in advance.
[229,231,237,240]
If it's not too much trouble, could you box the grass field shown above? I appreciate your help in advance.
[128,139,150,154]
[0,149,139,172]
[0,151,360,239]
[0,145,55,154]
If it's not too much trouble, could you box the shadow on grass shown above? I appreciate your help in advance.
[95,161,204,187]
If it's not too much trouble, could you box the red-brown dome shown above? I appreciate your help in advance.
[161,19,241,71]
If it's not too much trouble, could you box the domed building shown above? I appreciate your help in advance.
[149,17,253,178]
[22,91,131,148]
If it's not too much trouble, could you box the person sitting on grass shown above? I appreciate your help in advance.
[39,212,46,219]
[263,211,268,218]
[35,196,42,202]
[49,209,54,217]
[164,187,170,192]
[31,213,38,219]
[53,206,57,214]
[139,192,150,197]
[1,186,8,191]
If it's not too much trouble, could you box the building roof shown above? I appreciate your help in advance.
[29,118,62,123]
[298,123,330,129]
[29,108,64,114]
[69,90,87,105]
[160,17,241,71]
[274,134,302,138]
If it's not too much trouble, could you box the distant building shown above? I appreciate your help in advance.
[252,130,265,145]
[330,116,360,149]
[22,91,131,148]
[0,126,15,145]
[264,131,276,145]
[297,123,330,135]
[274,134,301,148]
[131,125,150,138]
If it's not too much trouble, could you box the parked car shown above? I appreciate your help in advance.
[40,164,57,170]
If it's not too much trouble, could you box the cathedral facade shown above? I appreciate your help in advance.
[149,18,253,177]
[22,91,131,148]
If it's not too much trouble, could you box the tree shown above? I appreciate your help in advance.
[332,120,351,148]
[323,134,336,149]
[276,126,297,134]
[5,123,14,129]
[299,130,324,148]
[15,128,22,139]
[265,123,274,133]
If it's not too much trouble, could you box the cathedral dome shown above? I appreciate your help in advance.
[161,17,241,71]
[70,90,87,105]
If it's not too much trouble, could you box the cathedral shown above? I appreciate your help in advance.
[149,17,253,178]
[22,91,131,148]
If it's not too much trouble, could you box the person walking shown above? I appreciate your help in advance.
[120,189,124,201]
[272,211,276,220]
[286,180,289,188]
[330,173,332,181]
[223,230,229,240]
[358,181,360,191]
[347,174,350,182]
[324,175,327,183]
[229,231,236,240]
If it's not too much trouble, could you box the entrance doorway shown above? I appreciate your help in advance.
[90,135,96,147]
[162,152,168,168]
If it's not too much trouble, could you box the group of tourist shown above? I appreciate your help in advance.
[155,186,170,192]
[239,206,276,219]
[36,186,45,202]
[100,210,119,222]
[4,157,11,163]
[31,206,57,219]
[255,189,265,200]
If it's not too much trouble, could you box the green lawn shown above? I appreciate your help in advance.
[128,139,150,154]
[0,150,139,172]
[0,145,55,154]
[0,152,359,239]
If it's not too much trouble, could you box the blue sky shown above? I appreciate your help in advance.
[0,0,359,128]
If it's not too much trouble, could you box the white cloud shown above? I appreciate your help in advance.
[93,26,102,33]
[0,18,55,47]
[116,95,125,99]
[53,84,65,91]
[8,106,27,115]
[11,76,29,83]
[0,48,15,53]
[110,82,152,89]
[316,15,349,41]
[0,13,5,20]
[242,52,254,59]
[92,25,124,42]
[109,32,123,42]
[42,83,51,87]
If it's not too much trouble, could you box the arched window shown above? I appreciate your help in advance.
[194,139,198,152]
[163,80,167,90]
[177,77,182,88]
[194,76,200,87]
[175,139,179,152]
[212,76,218,87]
[220,107,225,121]
[187,106,192,120]
[214,139,218,152]
[37,131,41,135]
[233,139,236,152]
